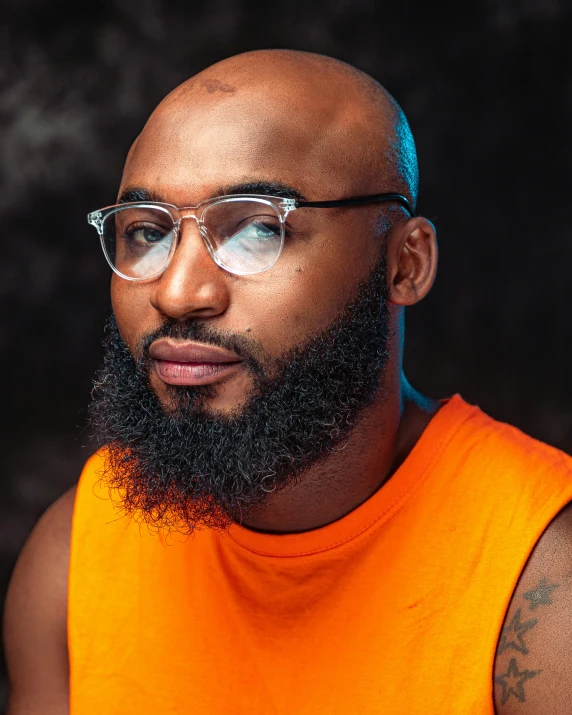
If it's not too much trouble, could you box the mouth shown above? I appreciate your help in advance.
[149,338,243,387]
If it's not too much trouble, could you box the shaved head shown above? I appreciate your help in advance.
[126,49,418,210]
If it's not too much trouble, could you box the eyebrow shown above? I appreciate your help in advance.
[219,181,307,202]
[118,188,163,204]
[118,181,307,206]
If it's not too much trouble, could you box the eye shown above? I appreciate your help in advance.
[231,220,281,242]
[123,223,170,245]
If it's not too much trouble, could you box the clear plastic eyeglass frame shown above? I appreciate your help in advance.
[87,192,413,281]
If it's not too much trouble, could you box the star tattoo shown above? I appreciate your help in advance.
[498,608,538,655]
[524,577,559,611]
[494,657,541,704]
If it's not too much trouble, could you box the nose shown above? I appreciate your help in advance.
[149,216,230,321]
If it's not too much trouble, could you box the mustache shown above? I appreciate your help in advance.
[135,318,268,378]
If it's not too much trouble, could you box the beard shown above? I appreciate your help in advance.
[88,251,392,533]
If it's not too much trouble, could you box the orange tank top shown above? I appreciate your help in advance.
[68,396,572,714]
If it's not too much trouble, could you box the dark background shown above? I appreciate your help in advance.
[1,0,570,707]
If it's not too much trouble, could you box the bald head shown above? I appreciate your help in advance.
[126,50,418,210]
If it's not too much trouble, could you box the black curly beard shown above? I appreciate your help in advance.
[88,252,391,533]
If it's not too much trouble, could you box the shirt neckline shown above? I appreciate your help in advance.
[227,395,477,558]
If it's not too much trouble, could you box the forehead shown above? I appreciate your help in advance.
[120,85,387,204]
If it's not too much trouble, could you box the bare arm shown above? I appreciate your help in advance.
[493,503,572,714]
[3,486,76,715]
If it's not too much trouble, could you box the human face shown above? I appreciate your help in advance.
[112,86,396,414]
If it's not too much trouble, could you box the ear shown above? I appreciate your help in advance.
[387,216,437,306]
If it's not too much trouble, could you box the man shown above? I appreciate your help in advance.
[4,50,572,714]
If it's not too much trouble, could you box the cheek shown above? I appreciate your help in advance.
[233,235,377,356]
[110,278,155,353]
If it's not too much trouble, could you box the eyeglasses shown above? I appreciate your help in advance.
[87,192,413,280]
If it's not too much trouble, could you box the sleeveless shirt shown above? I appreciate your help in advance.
[68,396,572,714]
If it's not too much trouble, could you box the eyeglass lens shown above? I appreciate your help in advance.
[101,199,284,279]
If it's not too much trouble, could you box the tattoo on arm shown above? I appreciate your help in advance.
[523,578,559,611]
[494,659,541,705]
[497,609,538,655]
[494,577,560,707]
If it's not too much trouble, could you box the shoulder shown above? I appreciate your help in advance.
[3,485,76,713]
[471,406,572,473]
[494,502,572,714]
[457,406,572,521]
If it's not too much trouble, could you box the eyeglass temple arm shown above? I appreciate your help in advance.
[295,193,414,216]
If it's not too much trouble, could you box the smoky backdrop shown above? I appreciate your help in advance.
[0,0,570,706]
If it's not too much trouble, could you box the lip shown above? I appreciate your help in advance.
[149,338,243,386]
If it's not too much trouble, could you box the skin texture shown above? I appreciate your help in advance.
[3,50,571,713]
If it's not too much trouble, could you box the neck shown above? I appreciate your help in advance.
[240,373,439,534]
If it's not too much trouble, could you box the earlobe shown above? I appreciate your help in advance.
[389,216,438,306]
